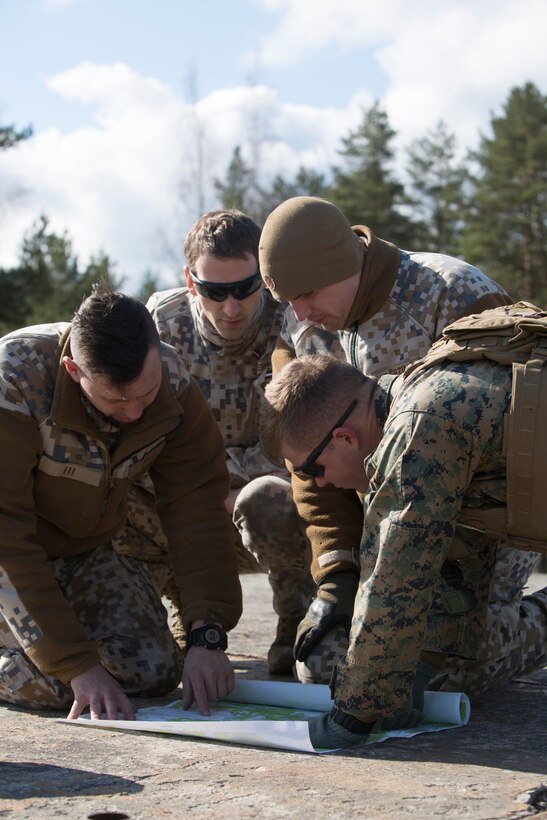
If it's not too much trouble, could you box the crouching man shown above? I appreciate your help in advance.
[0,283,241,720]
[262,352,546,749]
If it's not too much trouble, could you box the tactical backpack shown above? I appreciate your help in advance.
[403,301,547,555]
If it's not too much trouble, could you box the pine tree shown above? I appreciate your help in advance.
[0,216,120,333]
[259,166,327,219]
[0,123,33,150]
[214,146,257,218]
[462,82,547,303]
[329,103,415,245]
[405,121,467,255]
[136,269,163,303]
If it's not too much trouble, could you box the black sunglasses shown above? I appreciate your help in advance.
[292,399,358,479]
[189,270,262,302]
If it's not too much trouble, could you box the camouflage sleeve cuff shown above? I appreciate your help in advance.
[334,660,416,724]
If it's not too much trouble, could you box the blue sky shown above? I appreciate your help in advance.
[1,0,546,291]
[1,0,389,131]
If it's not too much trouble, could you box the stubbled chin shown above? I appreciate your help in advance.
[314,318,336,332]
[219,324,246,339]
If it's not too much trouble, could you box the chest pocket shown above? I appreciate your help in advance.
[37,453,103,486]
[112,437,166,482]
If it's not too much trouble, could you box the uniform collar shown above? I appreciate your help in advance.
[50,330,183,437]
[374,374,403,431]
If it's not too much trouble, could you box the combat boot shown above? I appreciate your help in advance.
[521,585,547,628]
[523,585,547,614]
[267,616,301,675]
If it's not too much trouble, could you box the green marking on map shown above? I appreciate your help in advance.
[158,700,312,722]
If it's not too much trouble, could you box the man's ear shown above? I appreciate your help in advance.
[62,355,81,384]
[184,266,197,295]
[332,426,360,448]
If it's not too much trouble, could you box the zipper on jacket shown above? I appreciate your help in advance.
[100,477,115,518]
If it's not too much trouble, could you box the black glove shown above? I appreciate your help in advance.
[308,708,375,751]
[294,570,359,662]
[373,661,437,731]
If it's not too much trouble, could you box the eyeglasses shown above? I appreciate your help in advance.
[292,399,358,479]
[188,270,262,302]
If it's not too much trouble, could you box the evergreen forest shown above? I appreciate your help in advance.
[1,81,545,335]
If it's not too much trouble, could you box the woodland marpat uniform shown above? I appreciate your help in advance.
[335,360,545,721]
[276,243,515,584]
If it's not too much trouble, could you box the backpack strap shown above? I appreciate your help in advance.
[404,302,547,554]
[506,343,547,544]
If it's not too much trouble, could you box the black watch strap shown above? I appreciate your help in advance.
[186,623,228,651]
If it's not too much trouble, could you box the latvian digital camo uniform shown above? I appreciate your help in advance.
[273,234,540,684]
[335,360,547,723]
[0,323,241,709]
[128,288,315,647]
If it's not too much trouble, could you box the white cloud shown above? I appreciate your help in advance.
[0,63,364,292]
[378,0,547,151]
[254,0,547,153]
[254,0,407,67]
[0,64,189,288]
[2,0,546,294]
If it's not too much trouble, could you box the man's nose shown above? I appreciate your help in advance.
[222,295,241,317]
[315,476,329,488]
[289,297,310,321]
[123,399,144,421]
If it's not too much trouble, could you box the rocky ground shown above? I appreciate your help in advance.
[1,572,546,819]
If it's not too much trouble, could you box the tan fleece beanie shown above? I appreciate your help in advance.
[259,197,364,300]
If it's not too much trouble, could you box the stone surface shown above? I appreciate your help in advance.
[1,573,546,819]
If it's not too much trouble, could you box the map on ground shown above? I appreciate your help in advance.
[61,679,471,754]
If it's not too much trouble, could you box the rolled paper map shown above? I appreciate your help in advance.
[62,679,471,754]
[226,679,333,712]
[226,679,470,726]
[423,690,471,725]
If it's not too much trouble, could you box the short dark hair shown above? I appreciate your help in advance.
[71,282,160,386]
[184,209,261,269]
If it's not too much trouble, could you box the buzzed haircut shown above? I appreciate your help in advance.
[184,210,261,270]
[262,354,366,458]
[71,281,161,387]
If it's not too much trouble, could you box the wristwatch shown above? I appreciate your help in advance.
[186,623,228,651]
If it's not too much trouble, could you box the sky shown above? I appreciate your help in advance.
[1,0,546,293]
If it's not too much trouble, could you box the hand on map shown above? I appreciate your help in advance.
[67,664,136,721]
[182,647,234,716]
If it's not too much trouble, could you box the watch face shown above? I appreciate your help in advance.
[187,623,227,651]
[204,626,221,645]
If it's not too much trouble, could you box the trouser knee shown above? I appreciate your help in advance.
[233,475,307,562]
[99,632,184,697]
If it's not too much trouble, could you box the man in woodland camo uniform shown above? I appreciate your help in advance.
[120,210,332,674]
[262,354,547,750]
[258,196,540,684]
[0,285,241,719]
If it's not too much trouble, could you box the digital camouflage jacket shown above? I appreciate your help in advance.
[335,359,512,721]
[0,323,241,683]
[146,287,286,486]
[275,251,511,582]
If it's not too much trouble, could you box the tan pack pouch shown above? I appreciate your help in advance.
[408,303,547,555]
[505,345,547,549]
